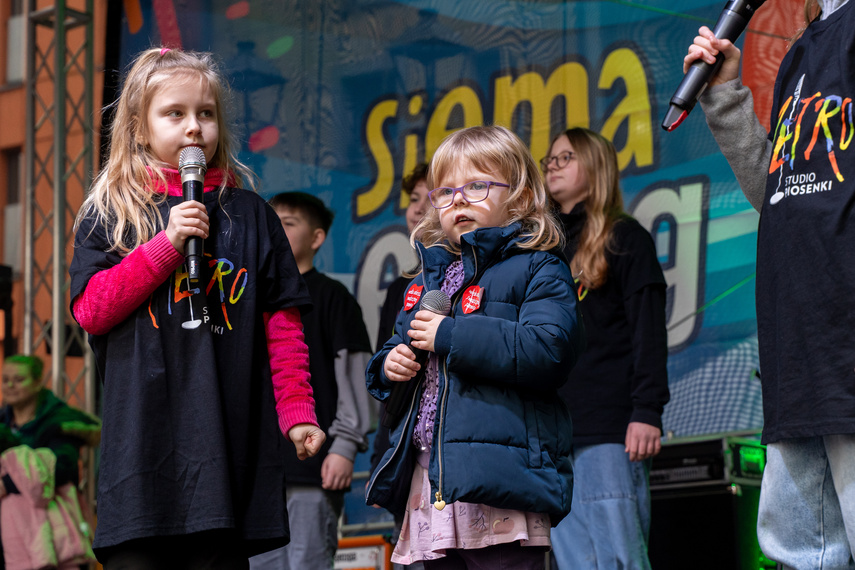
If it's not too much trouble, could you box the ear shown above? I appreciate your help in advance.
[311,228,327,252]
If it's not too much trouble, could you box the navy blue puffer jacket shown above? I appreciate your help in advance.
[365,223,584,526]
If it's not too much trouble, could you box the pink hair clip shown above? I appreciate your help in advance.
[159,48,171,56]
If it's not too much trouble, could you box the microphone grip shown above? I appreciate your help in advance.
[183,179,204,280]
[662,4,751,131]
[382,344,429,429]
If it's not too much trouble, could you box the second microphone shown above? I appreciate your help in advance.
[382,288,452,429]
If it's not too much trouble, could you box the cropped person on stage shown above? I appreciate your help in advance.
[543,127,669,570]
[684,1,855,566]
[250,192,376,570]
[69,47,324,569]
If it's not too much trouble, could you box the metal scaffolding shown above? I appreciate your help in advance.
[23,0,95,414]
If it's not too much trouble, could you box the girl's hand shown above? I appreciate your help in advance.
[383,343,420,382]
[408,310,446,353]
[289,423,326,460]
[166,201,209,254]
[683,25,742,87]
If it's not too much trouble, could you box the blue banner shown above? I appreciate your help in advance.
[117,0,799,441]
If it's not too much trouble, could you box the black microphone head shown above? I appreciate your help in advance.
[178,146,207,176]
[421,289,452,315]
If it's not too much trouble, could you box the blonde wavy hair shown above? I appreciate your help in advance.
[75,47,255,254]
[411,125,563,254]
[549,127,625,290]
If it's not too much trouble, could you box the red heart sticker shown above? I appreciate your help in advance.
[462,286,483,314]
[404,284,424,311]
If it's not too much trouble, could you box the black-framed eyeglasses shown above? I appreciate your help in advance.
[540,151,575,173]
[428,180,510,209]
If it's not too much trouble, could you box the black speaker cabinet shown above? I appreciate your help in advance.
[647,434,775,570]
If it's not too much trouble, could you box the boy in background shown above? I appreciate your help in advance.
[250,192,376,570]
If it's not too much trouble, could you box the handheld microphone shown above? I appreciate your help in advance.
[382,289,452,429]
[662,0,766,132]
[178,146,207,280]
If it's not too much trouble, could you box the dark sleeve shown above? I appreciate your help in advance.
[611,217,667,296]
[257,200,313,314]
[612,219,670,428]
[376,276,410,352]
[623,283,670,429]
[327,280,373,355]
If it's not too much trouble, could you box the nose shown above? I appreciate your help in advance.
[414,199,427,215]
[186,115,202,136]
[451,188,468,206]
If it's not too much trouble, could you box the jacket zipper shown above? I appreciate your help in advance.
[434,242,478,510]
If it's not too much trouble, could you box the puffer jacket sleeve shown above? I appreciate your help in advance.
[442,253,583,392]
[366,284,418,402]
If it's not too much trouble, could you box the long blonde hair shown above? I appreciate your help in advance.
[551,127,625,290]
[76,48,255,254]
[412,125,563,254]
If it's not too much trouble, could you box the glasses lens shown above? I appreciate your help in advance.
[539,157,550,172]
[431,187,454,208]
[463,181,490,203]
[557,151,573,168]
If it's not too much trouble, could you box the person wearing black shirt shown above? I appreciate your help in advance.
[542,128,669,570]
[686,1,855,565]
[250,192,375,570]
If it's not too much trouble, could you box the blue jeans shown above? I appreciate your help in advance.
[758,436,855,569]
[551,444,651,570]
[249,486,343,570]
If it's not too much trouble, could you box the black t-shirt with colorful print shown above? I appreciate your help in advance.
[756,1,855,443]
[69,187,311,555]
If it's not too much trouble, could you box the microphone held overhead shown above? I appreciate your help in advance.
[178,146,207,280]
[662,0,766,132]
[382,289,452,429]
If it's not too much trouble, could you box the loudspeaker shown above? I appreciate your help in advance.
[647,434,775,570]
[648,484,773,569]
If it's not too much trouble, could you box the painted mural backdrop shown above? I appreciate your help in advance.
[119,1,805,442]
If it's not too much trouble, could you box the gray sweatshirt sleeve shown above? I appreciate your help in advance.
[328,348,378,461]
[698,78,772,213]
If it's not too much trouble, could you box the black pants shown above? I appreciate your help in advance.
[99,530,249,570]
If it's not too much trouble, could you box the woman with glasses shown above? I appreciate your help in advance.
[542,128,670,570]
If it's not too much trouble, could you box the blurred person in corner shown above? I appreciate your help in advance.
[0,354,100,570]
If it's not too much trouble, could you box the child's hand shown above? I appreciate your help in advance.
[384,343,420,382]
[321,453,354,490]
[408,310,446,353]
[683,25,742,87]
[625,421,662,462]
[289,423,326,460]
[166,201,210,254]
